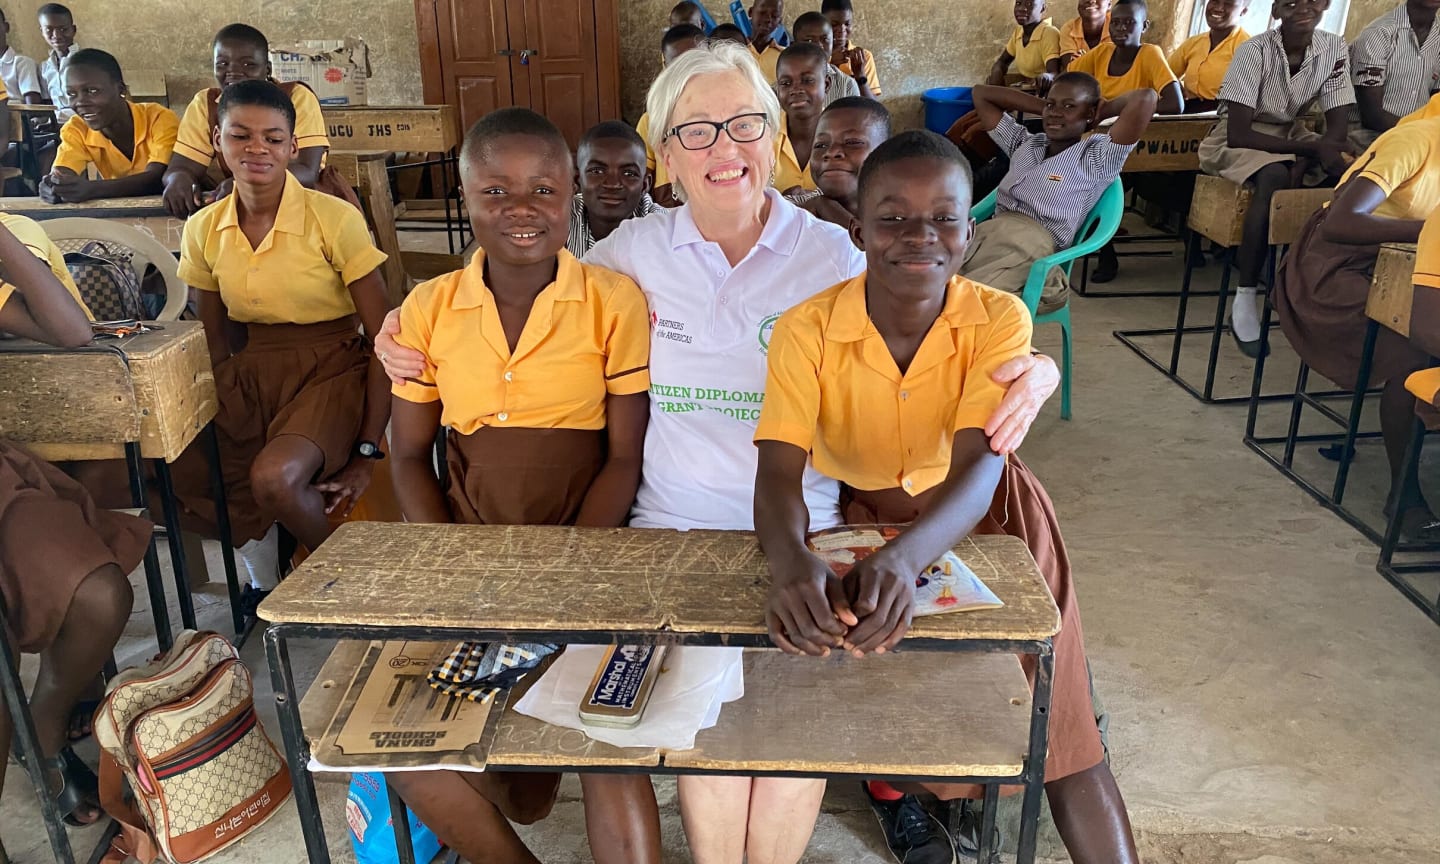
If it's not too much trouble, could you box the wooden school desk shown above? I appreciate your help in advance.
[0,194,185,252]
[0,321,245,644]
[328,150,407,303]
[262,523,1062,864]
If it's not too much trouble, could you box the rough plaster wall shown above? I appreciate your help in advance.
[2,0,423,107]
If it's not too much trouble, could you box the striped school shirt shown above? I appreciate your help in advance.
[1351,5,1440,119]
[567,193,663,258]
[1217,28,1355,124]
[824,65,860,105]
[987,113,1135,249]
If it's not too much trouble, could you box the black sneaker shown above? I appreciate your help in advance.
[864,783,957,864]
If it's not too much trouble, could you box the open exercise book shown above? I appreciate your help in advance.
[807,526,1004,617]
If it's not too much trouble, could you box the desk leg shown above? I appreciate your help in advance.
[976,783,999,864]
[152,459,196,631]
[127,442,172,653]
[265,627,331,864]
[1333,320,1378,505]
[0,602,77,864]
[387,782,419,864]
[362,157,407,305]
[1167,232,1200,375]
[1016,646,1054,864]
[204,425,245,639]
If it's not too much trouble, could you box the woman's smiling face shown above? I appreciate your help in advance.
[661,69,776,214]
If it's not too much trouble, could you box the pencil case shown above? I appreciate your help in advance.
[579,645,667,729]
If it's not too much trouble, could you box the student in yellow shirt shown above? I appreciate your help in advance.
[1409,207,1440,361]
[988,0,1063,91]
[754,129,1140,864]
[162,23,331,218]
[1168,0,1250,111]
[387,106,658,864]
[1059,0,1112,68]
[39,49,176,203]
[773,42,827,194]
[1070,0,1184,112]
[0,213,92,318]
[1275,117,1440,540]
[637,23,705,207]
[822,0,883,96]
[1400,89,1440,123]
[175,79,390,580]
[747,0,786,83]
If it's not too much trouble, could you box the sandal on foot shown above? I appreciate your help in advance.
[50,748,103,827]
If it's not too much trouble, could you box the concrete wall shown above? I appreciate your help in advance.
[1,0,423,107]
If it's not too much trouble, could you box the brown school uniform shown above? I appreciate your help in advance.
[1275,119,1440,389]
[755,273,1107,795]
[176,173,387,544]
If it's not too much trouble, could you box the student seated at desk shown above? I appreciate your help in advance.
[822,0,883,96]
[987,0,1062,93]
[0,9,42,103]
[38,49,176,204]
[1275,117,1440,540]
[754,130,1140,864]
[0,217,145,845]
[1350,0,1440,146]
[1168,0,1250,112]
[173,80,390,595]
[773,42,829,195]
[791,11,863,103]
[387,107,659,864]
[1199,0,1356,356]
[570,120,662,257]
[36,3,78,121]
[1059,0,1112,68]
[635,23,705,207]
[960,78,1155,313]
[1069,0,1183,112]
[162,23,332,218]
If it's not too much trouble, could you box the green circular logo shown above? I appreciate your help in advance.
[758,313,781,353]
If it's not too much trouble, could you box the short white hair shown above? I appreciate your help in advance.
[644,40,782,202]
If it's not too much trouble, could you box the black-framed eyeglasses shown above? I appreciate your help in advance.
[665,113,769,150]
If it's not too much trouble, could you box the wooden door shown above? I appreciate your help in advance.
[416,0,516,136]
[517,0,600,147]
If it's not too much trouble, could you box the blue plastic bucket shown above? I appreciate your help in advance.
[922,87,975,134]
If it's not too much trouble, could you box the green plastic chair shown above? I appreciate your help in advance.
[969,178,1125,420]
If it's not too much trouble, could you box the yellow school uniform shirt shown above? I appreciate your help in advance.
[636,112,669,189]
[773,116,819,194]
[1070,42,1178,99]
[178,172,387,325]
[835,43,882,96]
[392,248,650,433]
[754,273,1032,495]
[1059,15,1111,60]
[173,83,330,166]
[1399,91,1440,124]
[0,213,93,319]
[1169,28,1249,101]
[1006,20,1062,79]
[1337,117,1440,219]
[53,101,178,179]
[1412,206,1440,291]
[750,41,783,83]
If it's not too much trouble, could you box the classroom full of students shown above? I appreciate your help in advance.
[0,1,1436,863]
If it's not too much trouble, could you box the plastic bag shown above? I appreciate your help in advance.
[346,772,443,864]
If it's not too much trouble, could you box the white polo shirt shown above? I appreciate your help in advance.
[0,47,42,99]
[584,188,865,532]
[40,43,79,121]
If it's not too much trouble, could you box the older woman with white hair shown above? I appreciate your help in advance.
[373,41,1061,863]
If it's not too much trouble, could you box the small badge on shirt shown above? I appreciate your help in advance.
[1047,174,1064,182]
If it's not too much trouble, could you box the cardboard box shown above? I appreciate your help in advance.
[269,39,369,106]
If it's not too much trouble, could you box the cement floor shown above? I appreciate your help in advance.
[3,239,1438,863]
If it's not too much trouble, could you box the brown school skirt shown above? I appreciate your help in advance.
[1275,207,1429,389]
[175,317,368,545]
[0,440,150,652]
[840,456,1106,799]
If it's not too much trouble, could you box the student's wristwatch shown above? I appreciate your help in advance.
[355,441,385,460]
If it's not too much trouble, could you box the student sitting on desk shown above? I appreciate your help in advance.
[755,130,1140,864]
[773,42,828,195]
[1169,0,1250,112]
[1059,0,1112,68]
[570,120,662,257]
[791,11,862,104]
[1198,0,1356,357]
[636,23,705,207]
[173,80,390,600]
[36,3,77,121]
[387,107,659,864]
[747,0,786,83]
[1350,0,1440,147]
[960,77,1156,313]
[1274,117,1440,541]
[0,216,144,846]
[0,9,42,104]
[987,0,1062,93]
[38,49,176,204]
[822,0,883,96]
[162,23,332,218]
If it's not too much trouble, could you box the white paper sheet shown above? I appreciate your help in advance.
[513,645,744,750]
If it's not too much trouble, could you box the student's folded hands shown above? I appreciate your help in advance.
[40,170,94,204]
[840,549,917,657]
[766,548,856,657]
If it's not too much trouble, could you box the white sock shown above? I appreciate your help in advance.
[1231,286,1262,343]
[236,524,280,590]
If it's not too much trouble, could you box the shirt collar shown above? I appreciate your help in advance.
[452,247,586,310]
[0,48,15,64]
[49,43,78,65]
[214,172,309,238]
[827,274,992,343]
[670,187,802,256]
[81,101,148,158]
